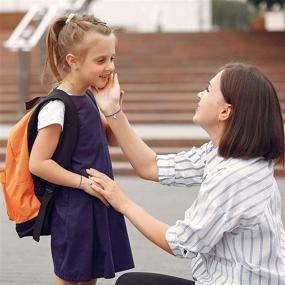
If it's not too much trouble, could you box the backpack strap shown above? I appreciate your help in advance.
[25,97,44,111]
[27,88,79,241]
[86,88,100,113]
[28,88,79,167]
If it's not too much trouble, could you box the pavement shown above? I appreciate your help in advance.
[0,124,285,284]
[1,176,285,285]
[0,124,209,140]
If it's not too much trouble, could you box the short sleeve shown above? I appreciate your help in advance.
[37,100,65,131]
[156,142,209,187]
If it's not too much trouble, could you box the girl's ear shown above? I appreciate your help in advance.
[219,104,232,122]
[66,53,79,69]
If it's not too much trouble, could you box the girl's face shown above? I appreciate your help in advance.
[76,32,116,89]
[193,71,231,134]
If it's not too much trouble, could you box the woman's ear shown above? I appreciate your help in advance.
[219,104,232,121]
[65,53,78,69]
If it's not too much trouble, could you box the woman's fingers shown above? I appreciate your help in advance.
[120,90,124,106]
[95,193,109,206]
[113,73,119,88]
[87,168,110,183]
[106,73,114,89]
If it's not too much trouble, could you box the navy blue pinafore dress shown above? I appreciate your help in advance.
[50,94,134,282]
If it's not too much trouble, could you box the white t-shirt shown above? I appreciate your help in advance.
[37,100,65,131]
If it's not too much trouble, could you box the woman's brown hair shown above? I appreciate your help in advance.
[44,14,113,82]
[219,63,284,164]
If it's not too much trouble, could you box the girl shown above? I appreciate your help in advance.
[88,63,285,284]
[29,14,134,285]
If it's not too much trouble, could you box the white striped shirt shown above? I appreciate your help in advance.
[157,142,285,285]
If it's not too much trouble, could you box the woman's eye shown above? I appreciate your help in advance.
[205,87,210,93]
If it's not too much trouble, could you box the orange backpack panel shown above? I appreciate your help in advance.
[0,111,40,223]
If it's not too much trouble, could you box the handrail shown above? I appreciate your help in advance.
[4,0,90,52]
[3,0,92,115]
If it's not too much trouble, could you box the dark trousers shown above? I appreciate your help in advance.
[116,272,195,285]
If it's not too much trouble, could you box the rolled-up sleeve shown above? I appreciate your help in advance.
[165,203,227,259]
[164,170,253,259]
[156,143,209,187]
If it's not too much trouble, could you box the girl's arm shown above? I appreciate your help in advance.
[29,124,108,204]
[94,75,158,181]
[87,168,173,254]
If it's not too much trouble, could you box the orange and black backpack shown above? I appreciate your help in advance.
[0,88,98,242]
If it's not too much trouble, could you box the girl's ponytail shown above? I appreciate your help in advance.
[44,16,66,82]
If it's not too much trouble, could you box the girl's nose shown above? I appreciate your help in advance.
[106,61,115,73]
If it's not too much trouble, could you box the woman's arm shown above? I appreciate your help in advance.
[123,201,172,254]
[94,75,158,181]
[87,168,173,254]
[29,124,108,204]
[99,109,118,147]
[105,111,158,181]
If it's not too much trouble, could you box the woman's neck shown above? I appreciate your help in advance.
[206,124,225,148]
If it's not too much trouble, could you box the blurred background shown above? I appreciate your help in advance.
[0,1,285,284]
[0,0,285,175]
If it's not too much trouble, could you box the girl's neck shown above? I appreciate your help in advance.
[59,77,87,96]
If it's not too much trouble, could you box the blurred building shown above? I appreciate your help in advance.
[89,0,212,32]
[0,0,212,32]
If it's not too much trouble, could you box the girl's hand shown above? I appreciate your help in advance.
[86,168,132,214]
[79,176,109,206]
[91,73,124,116]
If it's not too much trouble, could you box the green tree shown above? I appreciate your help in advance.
[213,0,251,30]
[248,0,284,9]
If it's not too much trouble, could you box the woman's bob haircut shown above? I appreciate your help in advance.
[218,63,284,165]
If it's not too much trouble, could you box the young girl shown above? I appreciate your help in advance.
[29,14,134,285]
[88,63,285,284]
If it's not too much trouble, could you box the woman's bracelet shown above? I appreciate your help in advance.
[105,107,121,119]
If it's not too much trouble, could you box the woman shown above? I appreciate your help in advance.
[87,63,285,284]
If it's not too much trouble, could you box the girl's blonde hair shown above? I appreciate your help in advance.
[44,14,113,82]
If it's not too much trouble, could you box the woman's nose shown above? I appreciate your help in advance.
[197,91,203,99]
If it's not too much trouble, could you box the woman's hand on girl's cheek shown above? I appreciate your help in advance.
[93,73,122,115]
[86,168,132,214]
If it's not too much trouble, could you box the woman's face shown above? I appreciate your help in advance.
[193,71,230,133]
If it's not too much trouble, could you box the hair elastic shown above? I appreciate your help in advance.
[66,13,76,24]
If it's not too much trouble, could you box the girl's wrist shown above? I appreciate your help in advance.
[103,105,121,117]
[104,107,122,119]
[77,175,86,189]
